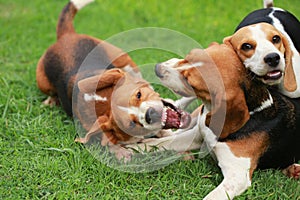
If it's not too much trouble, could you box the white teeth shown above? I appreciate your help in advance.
[161,107,167,126]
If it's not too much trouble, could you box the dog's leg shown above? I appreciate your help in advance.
[125,121,202,153]
[282,163,300,179]
[199,113,251,200]
[203,142,252,200]
[174,96,197,110]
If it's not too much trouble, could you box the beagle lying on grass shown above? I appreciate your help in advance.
[224,0,300,98]
[36,0,190,160]
[154,43,300,199]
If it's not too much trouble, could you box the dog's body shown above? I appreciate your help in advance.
[226,0,300,98]
[154,43,300,199]
[36,0,191,160]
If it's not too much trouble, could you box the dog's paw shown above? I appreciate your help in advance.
[111,145,133,163]
[42,96,60,106]
[282,163,300,179]
[178,151,195,160]
[156,130,174,137]
[74,137,88,144]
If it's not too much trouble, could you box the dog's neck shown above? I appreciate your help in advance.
[243,73,275,115]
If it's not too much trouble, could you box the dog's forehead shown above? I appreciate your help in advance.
[236,23,280,42]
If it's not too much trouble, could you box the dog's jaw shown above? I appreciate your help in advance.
[155,59,195,97]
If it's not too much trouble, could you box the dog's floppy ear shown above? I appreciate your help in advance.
[75,115,122,145]
[223,36,233,49]
[206,89,250,139]
[75,116,113,144]
[282,35,297,92]
[78,68,125,93]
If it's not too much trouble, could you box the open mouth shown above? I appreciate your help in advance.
[161,100,191,129]
[260,70,282,81]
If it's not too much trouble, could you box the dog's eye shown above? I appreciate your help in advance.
[136,91,141,100]
[241,43,253,51]
[272,35,281,44]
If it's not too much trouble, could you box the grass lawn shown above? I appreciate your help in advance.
[1,0,300,199]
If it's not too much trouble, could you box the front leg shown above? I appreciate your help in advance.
[203,142,252,200]
[199,112,252,200]
[174,96,197,109]
[125,121,202,153]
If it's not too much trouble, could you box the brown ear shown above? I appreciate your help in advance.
[206,90,250,139]
[78,68,125,93]
[223,36,233,49]
[282,35,297,92]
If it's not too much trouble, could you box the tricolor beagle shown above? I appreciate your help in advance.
[224,0,300,98]
[36,0,191,160]
[154,43,300,199]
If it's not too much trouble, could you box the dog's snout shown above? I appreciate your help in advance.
[155,63,164,78]
[145,107,161,124]
[264,53,280,67]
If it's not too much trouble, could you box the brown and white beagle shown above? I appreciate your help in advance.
[154,43,300,199]
[36,0,191,160]
[224,0,300,98]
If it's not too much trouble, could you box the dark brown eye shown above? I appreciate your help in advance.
[136,91,141,99]
[272,35,281,44]
[241,43,253,51]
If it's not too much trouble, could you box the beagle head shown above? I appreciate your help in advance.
[155,43,250,139]
[224,22,296,91]
[76,68,191,143]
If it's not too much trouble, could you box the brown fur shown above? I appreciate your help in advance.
[178,44,250,139]
[226,132,269,179]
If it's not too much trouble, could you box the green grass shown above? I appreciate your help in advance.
[1,0,300,199]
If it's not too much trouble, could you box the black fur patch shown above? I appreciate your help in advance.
[273,10,300,52]
[74,39,116,78]
[235,8,273,31]
[235,8,300,52]
[44,50,73,115]
[220,88,300,169]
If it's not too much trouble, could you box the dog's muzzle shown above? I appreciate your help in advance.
[264,53,280,67]
[155,63,164,78]
[145,107,161,124]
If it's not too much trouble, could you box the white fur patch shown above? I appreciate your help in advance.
[84,93,107,102]
[250,91,273,115]
[71,0,94,10]
[177,62,203,70]
[205,142,251,200]
[122,65,142,78]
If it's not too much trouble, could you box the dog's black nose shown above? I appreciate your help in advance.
[155,63,164,78]
[145,107,161,124]
[264,53,280,67]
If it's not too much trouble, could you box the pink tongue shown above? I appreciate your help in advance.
[265,70,282,80]
[164,109,180,129]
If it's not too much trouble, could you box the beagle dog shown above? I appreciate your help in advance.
[36,0,191,160]
[224,0,300,98]
[154,43,300,199]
